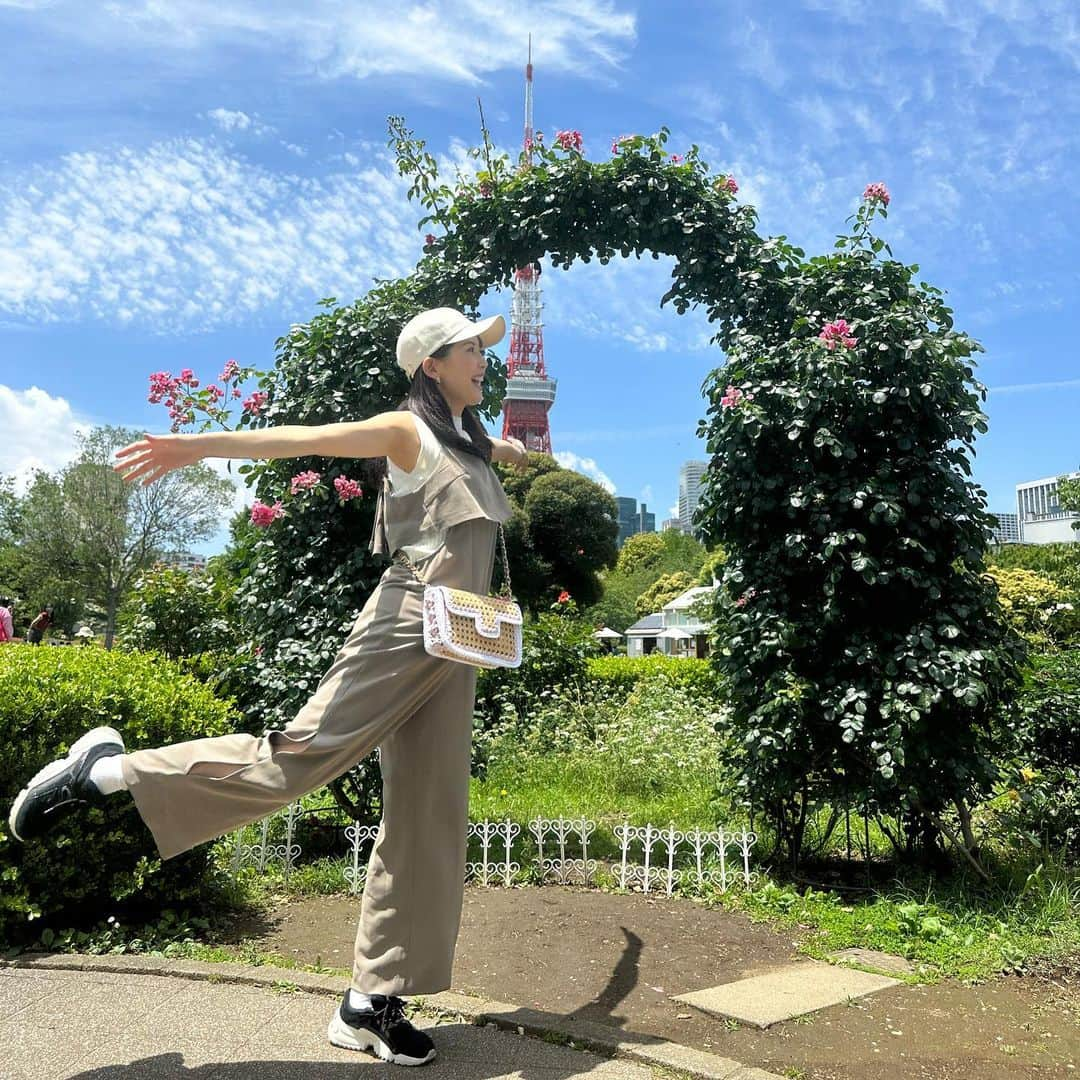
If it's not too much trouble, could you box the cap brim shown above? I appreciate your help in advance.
[446,314,506,351]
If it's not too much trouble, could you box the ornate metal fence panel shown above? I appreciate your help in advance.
[466,818,521,886]
[613,822,684,895]
[528,817,600,885]
[343,822,382,896]
[223,803,757,896]
[228,802,303,881]
[680,826,759,892]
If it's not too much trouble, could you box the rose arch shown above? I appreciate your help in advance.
[230,120,1021,870]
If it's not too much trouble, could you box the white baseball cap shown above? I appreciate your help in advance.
[395,307,506,379]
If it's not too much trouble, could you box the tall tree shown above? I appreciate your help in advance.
[492,454,618,612]
[18,425,235,647]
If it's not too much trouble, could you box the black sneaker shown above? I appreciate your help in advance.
[328,992,437,1066]
[7,726,125,842]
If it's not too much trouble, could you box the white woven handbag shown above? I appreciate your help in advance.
[397,525,522,669]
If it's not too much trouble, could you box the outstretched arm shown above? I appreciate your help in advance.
[114,412,421,488]
[490,436,528,467]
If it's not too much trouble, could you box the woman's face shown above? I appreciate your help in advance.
[424,336,486,413]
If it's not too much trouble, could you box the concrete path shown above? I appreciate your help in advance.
[0,959,783,1080]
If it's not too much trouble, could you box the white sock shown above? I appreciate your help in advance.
[88,754,127,795]
[349,990,376,1011]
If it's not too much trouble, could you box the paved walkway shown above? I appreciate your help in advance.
[2,966,651,1079]
[1,961,780,1080]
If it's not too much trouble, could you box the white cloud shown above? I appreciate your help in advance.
[0,385,94,492]
[205,108,277,138]
[639,484,653,503]
[24,1,638,84]
[207,107,254,132]
[0,138,424,331]
[553,450,616,494]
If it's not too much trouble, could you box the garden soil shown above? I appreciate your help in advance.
[210,885,1079,1079]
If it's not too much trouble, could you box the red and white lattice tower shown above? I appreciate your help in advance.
[501,35,557,454]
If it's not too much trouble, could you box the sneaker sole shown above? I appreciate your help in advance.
[327,1014,436,1066]
[7,727,125,842]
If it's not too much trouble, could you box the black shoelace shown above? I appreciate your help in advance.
[374,995,408,1029]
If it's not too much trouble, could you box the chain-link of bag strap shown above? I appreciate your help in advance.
[382,474,514,600]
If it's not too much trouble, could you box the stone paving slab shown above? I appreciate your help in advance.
[0,959,787,1080]
[672,960,902,1030]
[826,947,916,977]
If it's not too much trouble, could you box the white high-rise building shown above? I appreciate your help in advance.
[1016,472,1080,544]
[988,512,1021,545]
[678,461,708,537]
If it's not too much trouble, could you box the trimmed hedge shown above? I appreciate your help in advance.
[0,645,243,945]
[586,655,723,697]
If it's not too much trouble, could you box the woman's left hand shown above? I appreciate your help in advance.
[506,437,528,469]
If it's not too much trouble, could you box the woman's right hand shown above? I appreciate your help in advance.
[113,432,203,487]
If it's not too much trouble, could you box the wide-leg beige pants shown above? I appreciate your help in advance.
[119,519,494,996]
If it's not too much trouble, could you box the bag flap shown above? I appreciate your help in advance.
[433,586,523,635]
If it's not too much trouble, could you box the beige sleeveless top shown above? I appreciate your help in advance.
[368,411,512,565]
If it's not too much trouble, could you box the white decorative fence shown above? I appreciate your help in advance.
[223,806,757,898]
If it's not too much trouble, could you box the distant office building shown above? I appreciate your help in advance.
[615,496,657,548]
[988,511,1021,546]
[616,497,638,547]
[661,517,682,533]
[161,550,207,573]
[678,461,708,538]
[1016,472,1080,544]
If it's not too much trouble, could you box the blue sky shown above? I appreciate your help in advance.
[1,0,1076,556]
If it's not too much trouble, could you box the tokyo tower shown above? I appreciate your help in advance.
[501,36,557,454]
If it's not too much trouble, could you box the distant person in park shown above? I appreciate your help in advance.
[8,308,529,1068]
[25,605,53,645]
[0,596,14,643]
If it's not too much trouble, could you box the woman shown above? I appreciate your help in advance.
[7,307,528,1067]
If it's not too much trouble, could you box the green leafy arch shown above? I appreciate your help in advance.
[235,122,1021,867]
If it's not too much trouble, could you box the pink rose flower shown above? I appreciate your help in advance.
[863,181,890,205]
[243,391,268,415]
[722,175,738,194]
[670,153,683,164]
[720,384,745,409]
[218,359,240,382]
[290,470,321,495]
[424,233,436,246]
[148,371,182,404]
[819,319,858,351]
[334,475,363,502]
[555,129,583,152]
[250,499,284,527]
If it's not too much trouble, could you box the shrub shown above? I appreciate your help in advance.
[995,647,1080,859]
[475,611,601,727]
[0,645,243,945]
[981,566,1079,649]
[475,673,730,788]
[586,655,723,697]
[116,564,242,659]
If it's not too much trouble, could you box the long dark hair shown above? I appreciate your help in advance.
[364,341,493,485]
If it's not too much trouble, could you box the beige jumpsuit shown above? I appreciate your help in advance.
[119,437,513,996]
